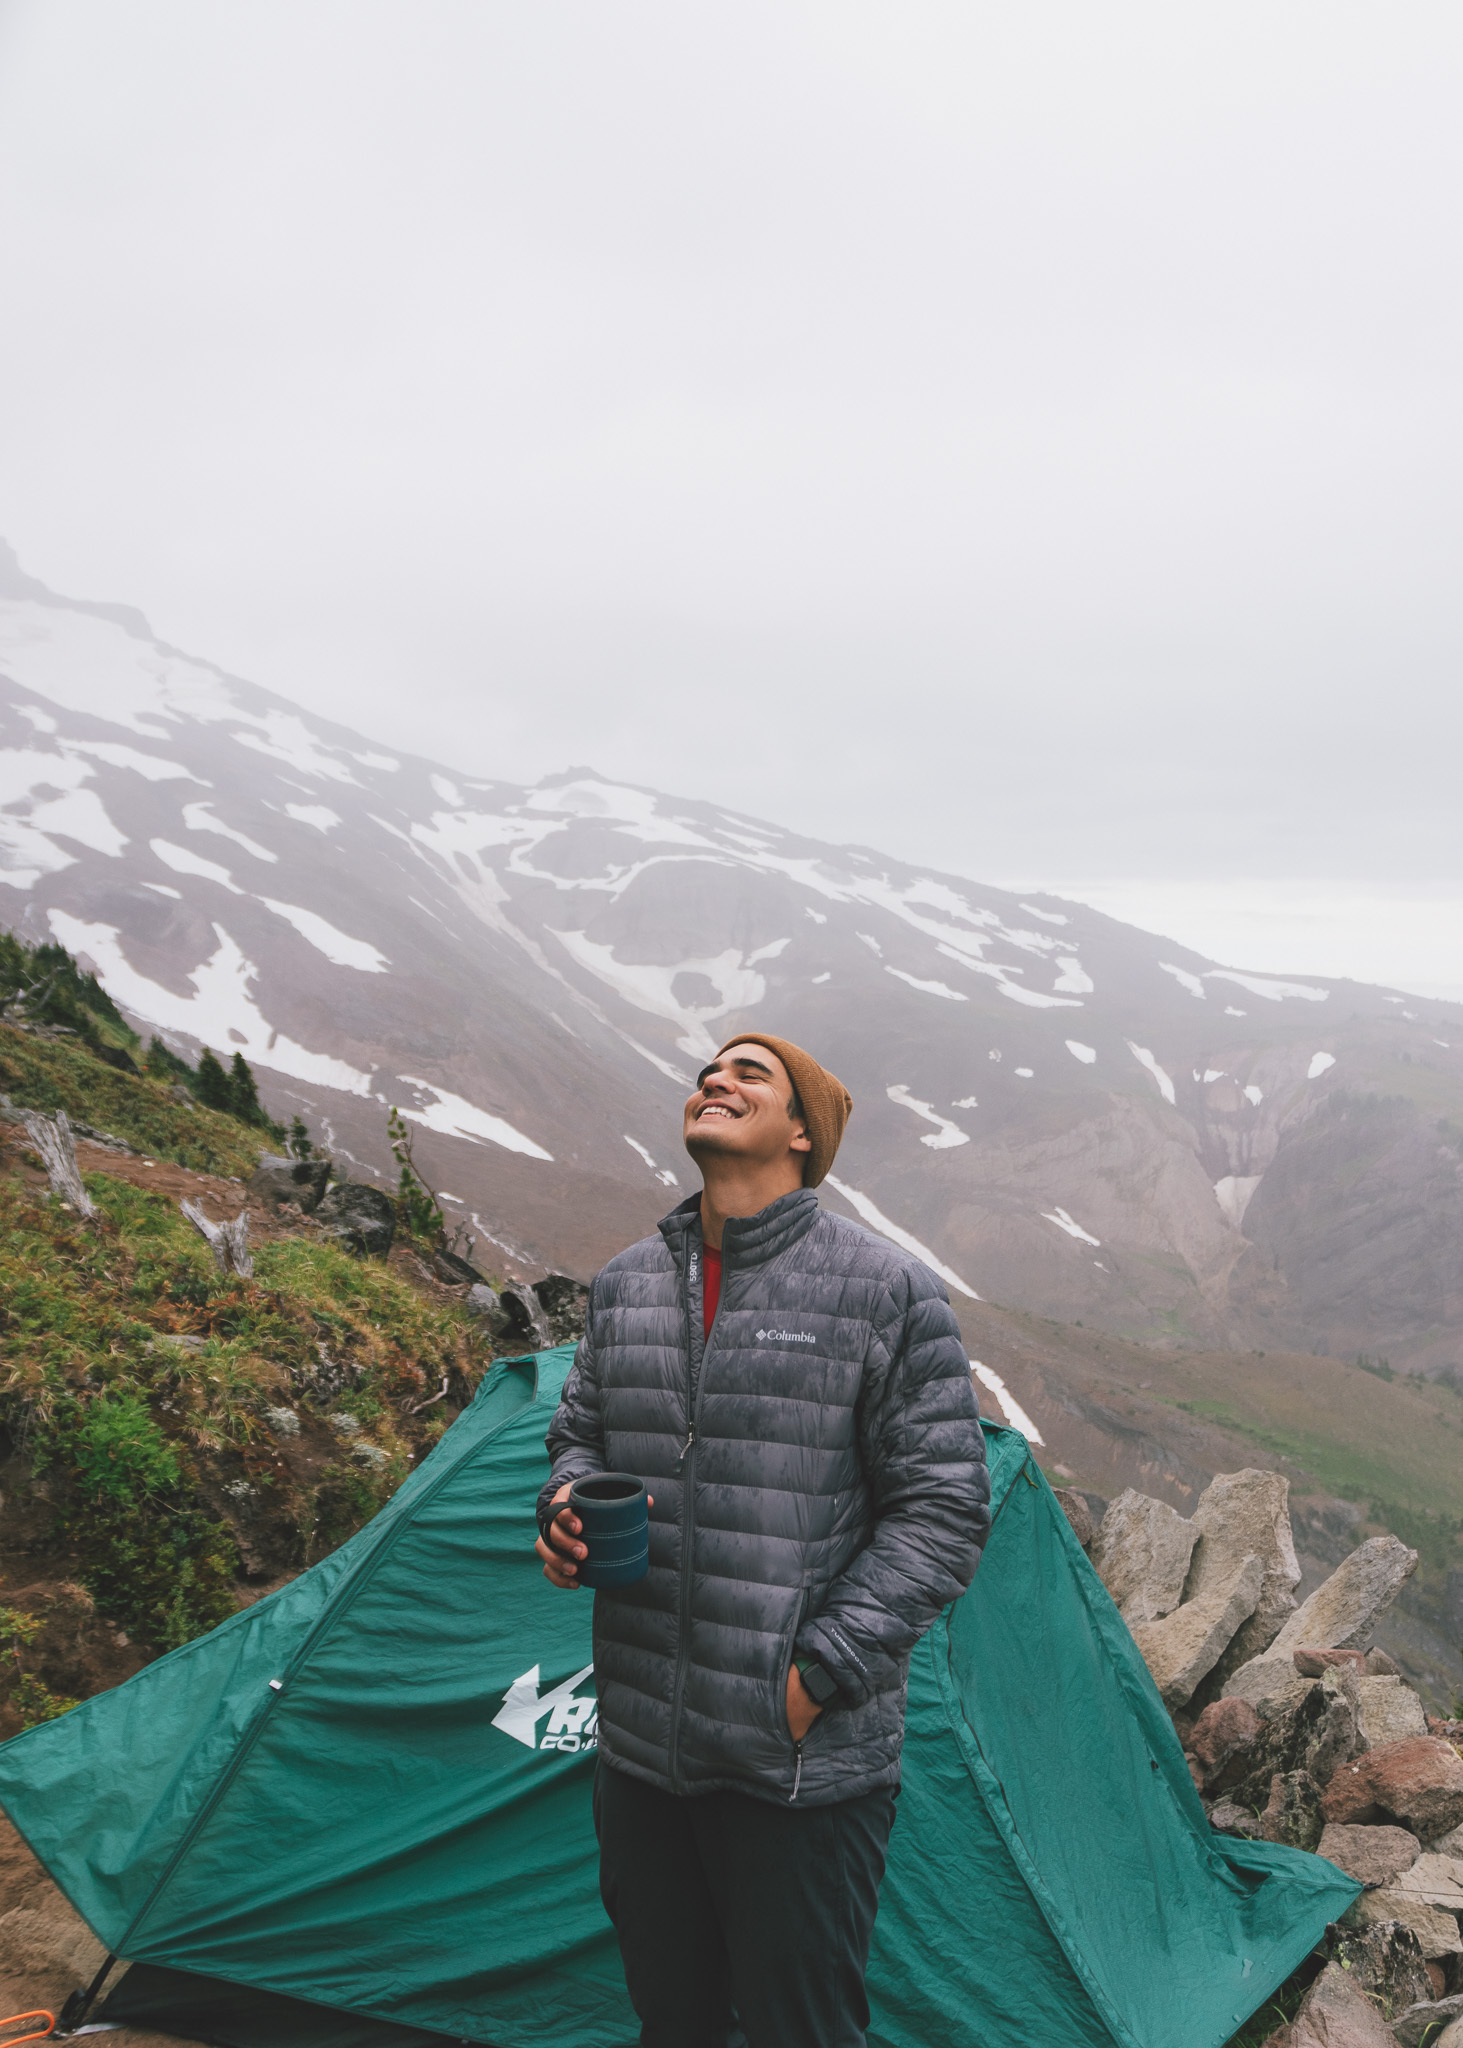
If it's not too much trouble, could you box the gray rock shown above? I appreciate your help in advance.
[499,1282,551,1351]
[315,1181,395,1257]
[248,1153,331,1213]
[1317,1823,1421,1886]
[1355,1674,1428,1750]
[1344,1889,1462,1957]
[1433,2022,1463,2048]
[1223,1536,1419,1704]
[1183,1470,1301,1693]
[1090,1489,1199,1626]
[1363,1647,1401,1677]
[1283,1962,1399,2048]
[1218,1668,1362,1811]
[1052,1487,1095,1548]
[1323,1918,1433,2015]
[467,1282,504,1319]
[1436,1823,1463,1858]
[1393,1851,1463,1911]
[1209,1800,1263,1839]
[1394,1996,1463,2048]
[1259,1768,1324,1851]
[1131,1552,1263,1708]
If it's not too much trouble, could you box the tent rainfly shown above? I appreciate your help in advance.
[0,1345,1358,2048]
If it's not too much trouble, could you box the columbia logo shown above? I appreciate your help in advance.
[757,1328,816,1345]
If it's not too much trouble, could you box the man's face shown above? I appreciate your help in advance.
[683,1043,812,1176]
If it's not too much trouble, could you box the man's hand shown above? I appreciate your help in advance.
[536,1482,584,1588]
[537,1481,654,1589]
[786,1664,823,1742]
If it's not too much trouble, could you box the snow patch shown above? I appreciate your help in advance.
[624,1135,679,1186]
[260,900,389,973]
[1224,1006,1247,1017]
[143,883,181,898]
[824,1176,980,1299]
[1043,1207,1101,1247]
[1126,1041,1176,1104]
[1019,903,1068,925]
[1066,1040,1097,1064]
[811,972,831,984]
[28,787,127,857]
[953,1095,979,1108]
[1215,1175,1262,1229]
[804,907,827,925]
[857,932,883,956]
[969,1361,1044,1444]
[998,978,1084,1010]
[1160,962,1206,999]
[14,704,56,732]
[550,929,767,1058]
[232,712,359,785]
[70,740,200,782]
[395,1079,552,1159]
[1243,1084,1263,1105]
[183,802,277,862]
[1204,969,1328,1003]
[1201,1069,1225,1084]
[1014,1067,1034,1078]
[886,1084,969,1150]
[352,751,399,771]
[1052,957,1093,994]
[1307,1051,1336,1080]
[746,937,791,964]
[284,804,342,833]
[47,911,374,1094]
[886,967,967,1002]
[151,839,241,891]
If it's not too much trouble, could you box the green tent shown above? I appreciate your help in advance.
[0,1345,1356,2048]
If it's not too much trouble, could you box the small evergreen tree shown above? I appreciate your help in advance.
[228,1052,264,1125]
[145,1036,195,1084]
[387,1106,444,1241]
[194,1047,234,1113]
[287,1116,313,1160]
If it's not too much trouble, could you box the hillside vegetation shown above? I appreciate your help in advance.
[0,939,500,1736]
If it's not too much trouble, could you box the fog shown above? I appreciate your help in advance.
[2,3,1461,993]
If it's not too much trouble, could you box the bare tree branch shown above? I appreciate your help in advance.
[22,1108,96,1220]
[180,1198,253,1278]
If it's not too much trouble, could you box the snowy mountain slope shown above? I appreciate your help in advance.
[3,541,1462,1368]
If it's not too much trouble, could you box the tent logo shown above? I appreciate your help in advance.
[492,1662,598,1755]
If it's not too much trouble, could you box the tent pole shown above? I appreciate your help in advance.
[53,1954,116,2035]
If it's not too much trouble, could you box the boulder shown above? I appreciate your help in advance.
[1437,1823,1463,1858]
[499,1282,551,1351]
[1394,1999,1463,2048]
[314,1182,395,1257]
[1131,1553,1263,1708]
[1209,1801,1263,1839]
[1355,1675,1429,1750]
[1217,1669,1362,1811]
[1434,2022,1463,2048]
[1090,1490,1199,1626]
[1052,1487,1095,1549]
[1224,1537,1419,1704]
[1183,1470,1301,1692]
[248,1153,331,1213]
[1393,1851,1463,1911]
[1324,1917,1434,2013]
[1364,1648,1401,1677]
[534,1272,591,1344]
[1277,1962,1400,2048]
[1186,1697,1261,1788]
[1321,1737,1463,1843]
[1259,1769,1324,1851]
[1344,1889,1462,1958]
[1295,1648,1368,1677]
[1317,1823,1421,1886]
[433,1248,487,1286]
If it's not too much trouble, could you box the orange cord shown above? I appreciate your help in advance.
[0,2014,55,2044]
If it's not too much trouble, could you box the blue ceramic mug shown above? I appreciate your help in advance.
[568,1473,650,1589]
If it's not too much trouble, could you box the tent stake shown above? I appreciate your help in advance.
[53,1954,116,2034]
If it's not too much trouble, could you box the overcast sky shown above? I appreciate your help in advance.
[2,3,1461,996]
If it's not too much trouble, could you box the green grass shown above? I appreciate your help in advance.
[0,1020,263,1175]
[0,1166,487,1647]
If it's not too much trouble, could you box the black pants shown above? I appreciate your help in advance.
[594,1760,896,2048]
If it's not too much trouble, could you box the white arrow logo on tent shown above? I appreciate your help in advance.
[492,1662,595,1750]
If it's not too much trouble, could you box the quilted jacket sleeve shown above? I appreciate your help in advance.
[795,1264,990,1706]
[537,1286,610,1537]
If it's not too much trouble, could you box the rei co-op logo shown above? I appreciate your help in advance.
[757,1328,816,1345]
[492,1663,598,1756]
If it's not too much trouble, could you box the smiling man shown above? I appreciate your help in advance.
[536,1032,990,2048]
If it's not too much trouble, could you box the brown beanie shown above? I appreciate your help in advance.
[713,1032,853,1188]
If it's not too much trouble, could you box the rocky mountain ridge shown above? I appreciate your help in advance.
[3,542,1462,1375]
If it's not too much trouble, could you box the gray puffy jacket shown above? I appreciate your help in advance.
[541,1188,990,1806]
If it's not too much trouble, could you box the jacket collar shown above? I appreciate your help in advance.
[658,1187,820,1271]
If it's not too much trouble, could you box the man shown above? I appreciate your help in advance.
[536,1032,990,2048]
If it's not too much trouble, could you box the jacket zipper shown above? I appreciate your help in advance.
[791,1742,804,1802]
[667,1232,721,1791]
